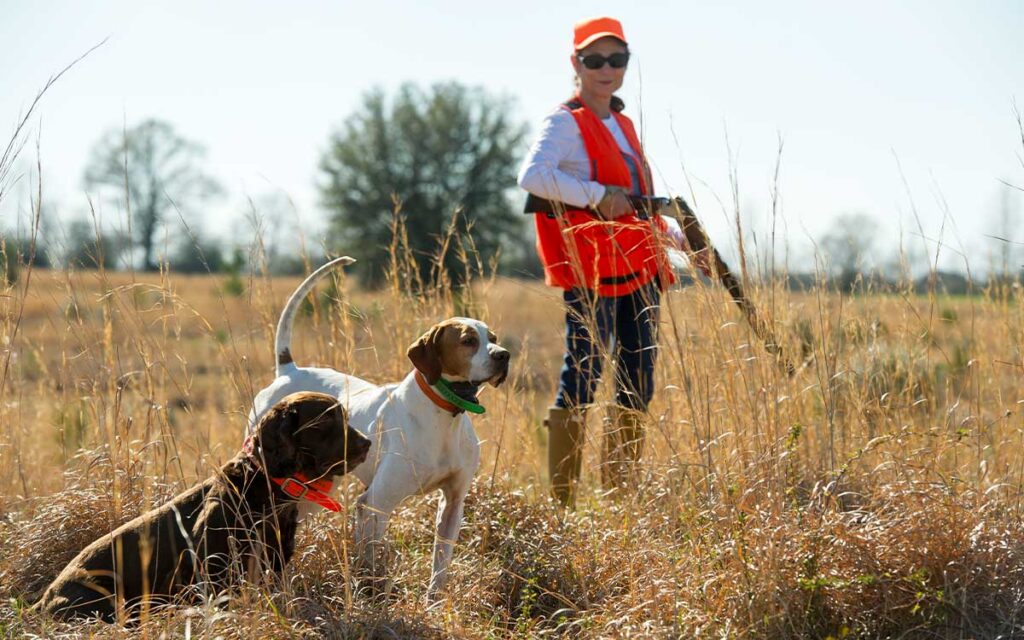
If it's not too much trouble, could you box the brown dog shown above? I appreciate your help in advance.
[34,391,370,622]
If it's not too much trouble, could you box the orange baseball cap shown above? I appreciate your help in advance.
[573,16,628,51]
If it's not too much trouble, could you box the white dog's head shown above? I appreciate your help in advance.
[406,317,510,388]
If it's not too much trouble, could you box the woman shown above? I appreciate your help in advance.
[518,16,676,508]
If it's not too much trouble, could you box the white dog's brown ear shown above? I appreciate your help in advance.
[407,326,444,384]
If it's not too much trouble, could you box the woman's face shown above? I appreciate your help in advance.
[571,36,628,101]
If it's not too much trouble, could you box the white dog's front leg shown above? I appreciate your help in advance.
[428,478,468,599]
[354,462,409,592]
[355,492,389,577]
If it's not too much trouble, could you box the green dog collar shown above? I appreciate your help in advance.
[434,378,486,415]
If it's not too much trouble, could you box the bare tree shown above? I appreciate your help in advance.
[83,119,221,271]
[244,192,297,270]
[992,183,1020,280]
[820,212,878,290]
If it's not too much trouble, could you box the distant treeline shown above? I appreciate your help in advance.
[660,269,1019,296]
[4,230,1018,298]
[0,225,544,285]
[777,270,1020,295]
[2,84,1018,290]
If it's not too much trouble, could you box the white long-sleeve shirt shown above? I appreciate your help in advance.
[517,107,640,208]
[517,106,688,250]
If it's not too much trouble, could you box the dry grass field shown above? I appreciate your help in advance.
[1,244,1023,637]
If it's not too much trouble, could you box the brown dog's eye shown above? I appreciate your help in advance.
[462,336,477,347]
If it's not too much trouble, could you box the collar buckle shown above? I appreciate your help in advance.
[279,477,309,500]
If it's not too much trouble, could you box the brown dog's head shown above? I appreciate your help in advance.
[253,391,371,480]
[406,317,510,387]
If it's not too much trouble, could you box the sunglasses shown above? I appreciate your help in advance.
[576,51,630,70]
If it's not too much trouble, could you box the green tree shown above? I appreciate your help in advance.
[83,119,222,271]
[319,82,527,286]
[168,229,225,274]
[1,232,50,284]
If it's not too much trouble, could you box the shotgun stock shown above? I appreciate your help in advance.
[664,196,796,375]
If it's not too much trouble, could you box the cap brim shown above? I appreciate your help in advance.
[575,32,627,51]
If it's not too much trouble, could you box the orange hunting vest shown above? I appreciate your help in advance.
[532,98,673,296]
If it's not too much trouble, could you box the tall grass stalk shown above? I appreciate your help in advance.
[1,117,1023,639]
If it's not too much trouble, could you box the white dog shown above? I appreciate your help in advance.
[248,257,510,598]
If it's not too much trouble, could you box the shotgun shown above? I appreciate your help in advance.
[524,193,796,375]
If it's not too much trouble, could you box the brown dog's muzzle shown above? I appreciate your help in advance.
[348,430,371,467]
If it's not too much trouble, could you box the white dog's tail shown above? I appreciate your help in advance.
[274,256,355,375]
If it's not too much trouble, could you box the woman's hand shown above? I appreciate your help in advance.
[596,186,633,220]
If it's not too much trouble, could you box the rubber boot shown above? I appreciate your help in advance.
[601,405,646,492]
[545,406,586,509]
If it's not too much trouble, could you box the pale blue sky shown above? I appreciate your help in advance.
[2,1,1022,272]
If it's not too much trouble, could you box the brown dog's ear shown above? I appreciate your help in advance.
[256,405,298,478]
[407,325,444,384]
